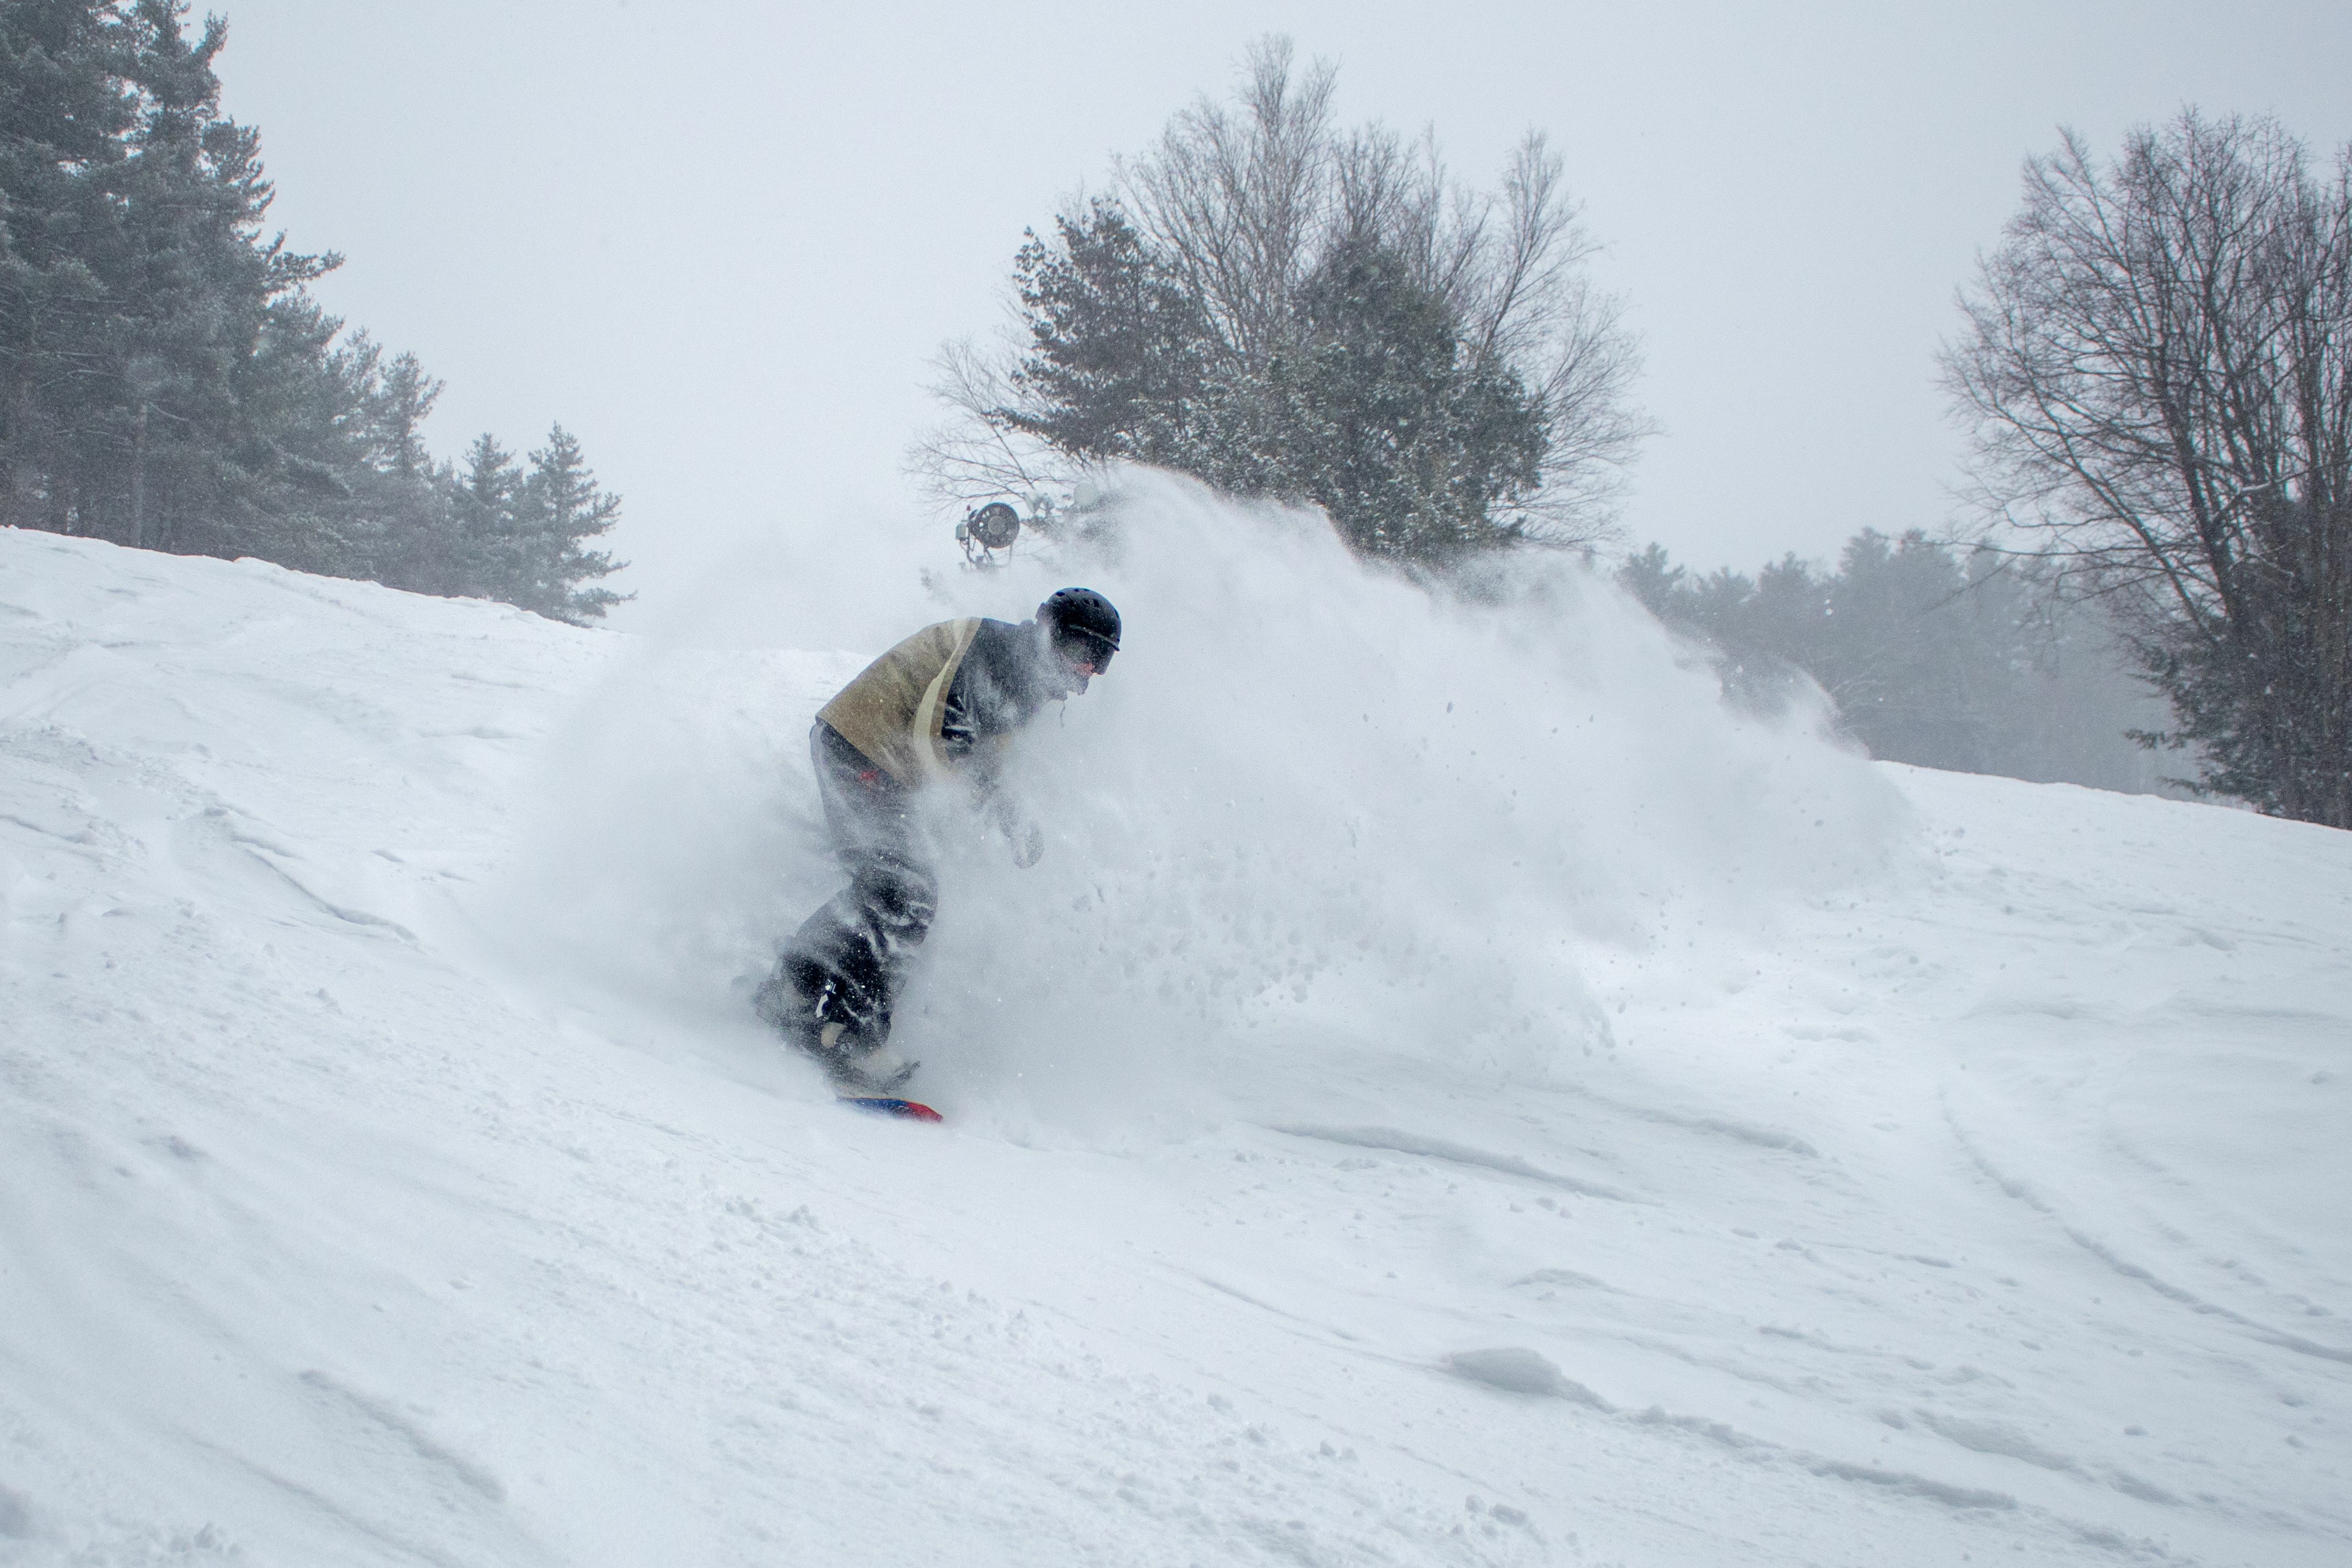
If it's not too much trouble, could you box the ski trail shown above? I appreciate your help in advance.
[7,523,2351,1565]
[1943,1088,2352,1366]
[1268,1124,1645,1202]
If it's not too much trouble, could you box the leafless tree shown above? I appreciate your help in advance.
[1121,36,1338,369]
[1946,111,2352,825]
[906,337,1067,508]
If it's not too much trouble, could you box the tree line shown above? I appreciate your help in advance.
[23,14,2333,817]
[1620,531,2168,793]
[1,0,625,623]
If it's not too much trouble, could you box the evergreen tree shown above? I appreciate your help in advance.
[106,1,341,559]
[1742,555,1834,676]
[1818,531,1986,770]
[0,1,631,621]
[509,425,626,624]
[1004,200,1208,464]
[337,337,465,594]
[1620,531,2167,792]
[452,431,523,600]
[1281,236,1547,562]
[996,214,1546,565]
[2,0,137,531]
[1616,543,1684,611]
[364,344,438,480]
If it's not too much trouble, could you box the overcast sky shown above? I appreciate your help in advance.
[212,1,2351,614]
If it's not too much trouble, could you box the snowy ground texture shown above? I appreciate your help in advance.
[2,488,2346,1567]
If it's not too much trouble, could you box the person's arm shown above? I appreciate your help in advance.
[941,625,1047,867]
[983,783,1045,867]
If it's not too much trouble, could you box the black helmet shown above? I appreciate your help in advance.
[1039,587,1120,673]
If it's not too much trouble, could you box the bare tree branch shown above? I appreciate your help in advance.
[1945,111,2352,824]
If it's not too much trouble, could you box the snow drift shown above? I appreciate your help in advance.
[1,496,2346,1567]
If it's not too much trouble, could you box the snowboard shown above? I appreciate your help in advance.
[838,1094,944,1123]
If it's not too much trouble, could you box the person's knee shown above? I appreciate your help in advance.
[855,855,937,937]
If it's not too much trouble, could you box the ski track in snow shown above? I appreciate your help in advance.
[2,520,2348,1566]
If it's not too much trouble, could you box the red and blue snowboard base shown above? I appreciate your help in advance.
[838,1095,943,1123]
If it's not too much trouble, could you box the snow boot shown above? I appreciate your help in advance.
[753,963,919,1093]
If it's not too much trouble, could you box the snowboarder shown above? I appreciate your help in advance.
[754,588,1123,1092]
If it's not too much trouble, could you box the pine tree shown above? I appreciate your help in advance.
[0,3,631,619]
[1,0,137,531]
[997,214,1546,565]
[1817,530,1986,770]
[1281,236,1546,563]
[1003,200,1209,463]
[366,345,438,480]
[1618,533,2166,790]
[339,339,466,594]
[509,424,626,624]
[452,432,523,600]
[108,1,340,559]
[1615,543,1685,616]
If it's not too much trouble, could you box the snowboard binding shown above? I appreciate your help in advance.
[754,965,922,1096]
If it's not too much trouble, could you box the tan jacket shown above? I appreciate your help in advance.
[817,617,983,787]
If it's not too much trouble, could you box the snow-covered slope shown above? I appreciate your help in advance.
[2,498,2346,1567]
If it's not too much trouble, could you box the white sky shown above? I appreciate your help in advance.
[212,1,2352,613]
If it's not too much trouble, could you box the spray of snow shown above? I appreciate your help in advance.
[493,471,1903,1126]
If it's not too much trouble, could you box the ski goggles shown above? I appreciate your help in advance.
[1054,626,1118,674]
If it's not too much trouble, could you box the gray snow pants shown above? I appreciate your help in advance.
[756,722,939,1061]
